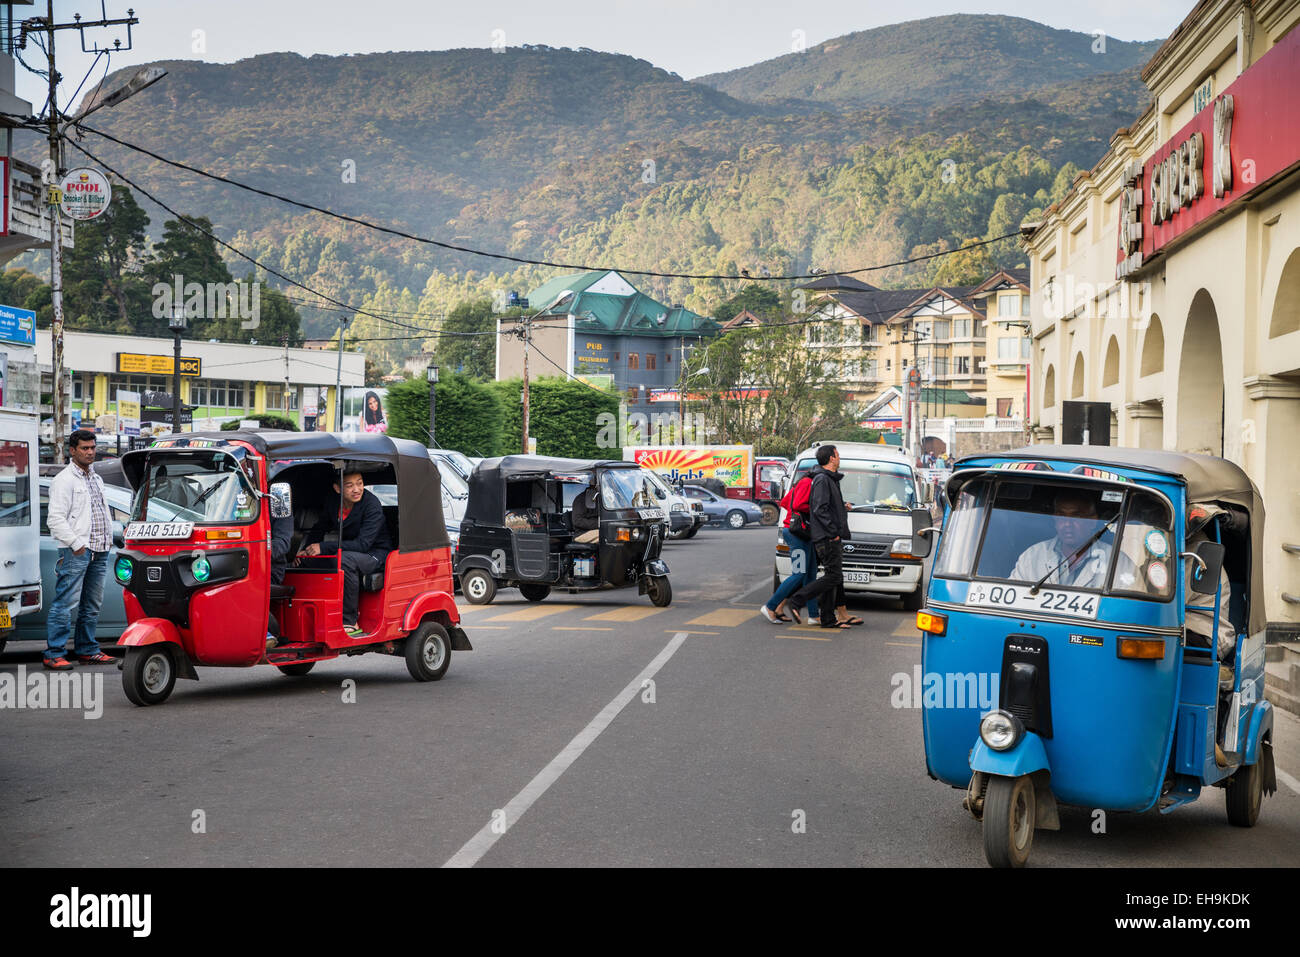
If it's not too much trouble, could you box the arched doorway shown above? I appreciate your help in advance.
[1176,289,1224,455]
[1043,364,1056,409]
[1268,248,1300,338]
[1070,353,1085,398]
[1141,315,1164,376]
[1103,336,1120,387]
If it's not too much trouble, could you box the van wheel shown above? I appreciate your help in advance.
[647,576,673,607]
[405,621,451,681]
[461,569,496,605]
[122,646,177,707]
[983,775,1035,868]
[760,503,779,525]
[278,662,315,677]
[1225,755,1263,827]
[519,583,550,602]
[684,525,701,538]
[901,584,925,611]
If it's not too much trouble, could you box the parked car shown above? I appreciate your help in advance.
[680,483,764,529]
[642,467,704,539]
[427,453,470,524]
[5,475,133,649]
[428,448,475,483]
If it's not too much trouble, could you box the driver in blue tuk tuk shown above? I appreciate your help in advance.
[1184,504,1237,764]
[1010,488,1137,588]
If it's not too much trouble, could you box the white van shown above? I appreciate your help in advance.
[772,441,929,610]
[0,409,41,649]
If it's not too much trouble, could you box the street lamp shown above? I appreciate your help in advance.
[427,363,439,447]
[168,305,185,435]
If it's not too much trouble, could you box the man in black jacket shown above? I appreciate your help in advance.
[301,468,393,636]
[788,445,851,628]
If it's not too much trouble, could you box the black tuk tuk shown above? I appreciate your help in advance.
[456,455,672,606]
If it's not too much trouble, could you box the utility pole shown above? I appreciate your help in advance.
[521,311,531,454]
[23,3,141,462]
[893,322,929,461]
[334,315,349,431]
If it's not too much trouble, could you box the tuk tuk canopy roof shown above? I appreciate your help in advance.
[121,430,448,553]
[466,454,640,526]
[954,445,1266,635]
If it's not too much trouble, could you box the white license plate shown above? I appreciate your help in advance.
[964,582,1099,619]
[638,508,665,521]
[845,571,872,583]
[125,521,194,541]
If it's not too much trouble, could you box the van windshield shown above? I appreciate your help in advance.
[935,477,1175,599]
[131,452,259,525]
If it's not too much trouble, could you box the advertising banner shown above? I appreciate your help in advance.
[341,386,389,434]
[624,445,753,489]
[118,390,141,436]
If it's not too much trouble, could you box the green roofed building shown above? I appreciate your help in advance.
[497,270,720,414]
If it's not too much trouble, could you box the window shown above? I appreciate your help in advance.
[227,381,245,409]
[955,356,970,375]
[1021,337,1031,359]
[646,354,656,371]
[209,381,226,408]
[626,387,640,403]
[613,352,620,361]
[997,398,1013,417]
[998,294,1018,317]
[0,440,31,528]
[665,353,672,364]
[72,377,85,401]
[1022,296,1030,317]
[886,359,891,372]
[954,318,971,338]
[998,338,1018,360]
[932,320,950,340]
[628,353,640,370]
[266,386,282,411]
[191,382,207,407]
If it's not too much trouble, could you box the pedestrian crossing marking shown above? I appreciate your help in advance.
[668,629,718,635]
[480,604,580,623]
[583,606,666,622]
[779,633,833,641]
[886,641,921,648]
[553,626,614,632]
[685,608,758,627]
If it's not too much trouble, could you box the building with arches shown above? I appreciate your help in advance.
[1022,0,1300,634]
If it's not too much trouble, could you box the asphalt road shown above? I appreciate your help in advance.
[3,523,1299,867]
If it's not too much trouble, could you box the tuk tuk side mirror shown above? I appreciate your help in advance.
[112,521,125,550]
[1185,541,1226,594]
[910,507,935,559]
[269,482,293,520]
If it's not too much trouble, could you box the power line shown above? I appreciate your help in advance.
[71,121,1021,282]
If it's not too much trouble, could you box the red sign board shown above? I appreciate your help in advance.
[1118,22,1300,277]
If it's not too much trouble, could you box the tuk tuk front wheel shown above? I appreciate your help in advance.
[461,569,496,605]
[519,583,551,602]
[1225,757,1263,827]
[982,774,1035,868]
[122,646,177,707]
[647,576,672,607]
[405,621,451,682]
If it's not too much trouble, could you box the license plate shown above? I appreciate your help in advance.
[964,582,1099,619]
[638,508,665,521]
[845,571,872,583]
[0,605,10,629]
[125,521,194,540]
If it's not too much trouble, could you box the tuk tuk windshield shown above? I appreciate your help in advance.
[131,452,260,525]
[935,476,1176,600]
[600,469,658,510]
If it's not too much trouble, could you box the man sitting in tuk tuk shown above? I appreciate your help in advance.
[299,467,392,637]
[1185,505,1238,764]
[1010,488,1137,589]
[571,481,600,544]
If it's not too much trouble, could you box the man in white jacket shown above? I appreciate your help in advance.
[44,430,116,671]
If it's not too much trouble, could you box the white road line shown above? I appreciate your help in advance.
[442,631,691,868]
[731,577,772,603]
[1276,765,1300,796]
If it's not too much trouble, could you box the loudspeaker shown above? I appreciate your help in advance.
[1061,401,1111,445]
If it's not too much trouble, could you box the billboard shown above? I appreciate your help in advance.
[624,445,753,489]
[340,387,389,434]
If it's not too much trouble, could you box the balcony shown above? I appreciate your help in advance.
[0,156,75,265]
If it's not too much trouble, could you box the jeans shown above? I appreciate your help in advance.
[792,539,845,626]
[45,548,109,661]
[766,529,819,619]
[341,551,382,624]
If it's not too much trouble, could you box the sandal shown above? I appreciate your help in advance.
[786,604,804,625]
[839,616,865,626]
[819,620,852,629]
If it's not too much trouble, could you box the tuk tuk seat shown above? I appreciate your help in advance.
[270,583,294,599]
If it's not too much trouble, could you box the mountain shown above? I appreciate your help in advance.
[696,14,1162,109]
[14,15,1158,371]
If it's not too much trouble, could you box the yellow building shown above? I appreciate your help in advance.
[970,270,1032,418]
[1021,0,1300,633]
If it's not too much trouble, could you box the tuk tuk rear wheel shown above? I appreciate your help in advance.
[519,583,551,602]
[278,662,315,677]
[122,646,177,707]
[647,576,672,607]
[461,569,496,605]
[405,621,450,682]
[1225,757,1262,827]
[982,774,1035,868]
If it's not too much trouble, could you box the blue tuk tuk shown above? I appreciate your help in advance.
[910,445,1277,867]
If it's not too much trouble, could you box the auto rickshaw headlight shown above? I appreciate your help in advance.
[979,710,1023,751]
[191,556,212,583]
[114,557,133,584]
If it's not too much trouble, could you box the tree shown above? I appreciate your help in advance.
[145,215,234,339]
[435,298,498,381]
[713,285,781,324]
[61,185,152,334]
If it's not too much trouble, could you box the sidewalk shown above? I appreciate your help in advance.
[1265,641,1300,717]
[1271,706,1300,796]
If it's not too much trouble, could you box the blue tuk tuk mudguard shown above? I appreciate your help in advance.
[1244,701,1273,765]
[970,733,1050,777]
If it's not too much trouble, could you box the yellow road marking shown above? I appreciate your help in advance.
[684,608,757,627]
[892,621,920,637]
[886,641,921,648]
[464,625,511,630]
[779,633,833,641]
[553,626,614,632]
[481,604,579,623]
[583,606,666,622]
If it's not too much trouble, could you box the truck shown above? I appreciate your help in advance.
[0,316,44,653]
[622,445,790,525]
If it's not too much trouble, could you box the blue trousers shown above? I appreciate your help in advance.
[766,529,819,619]
[45,548,109,661]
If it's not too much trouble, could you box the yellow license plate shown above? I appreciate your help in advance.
[0,606,11,629]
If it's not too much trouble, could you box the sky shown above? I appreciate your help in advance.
[12,0,1193,113]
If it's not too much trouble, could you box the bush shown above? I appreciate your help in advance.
[386,373,505,456]
[490,377,619,458]
[221,413,298,431]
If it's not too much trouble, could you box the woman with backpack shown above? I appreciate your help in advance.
[760,472,820,624]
